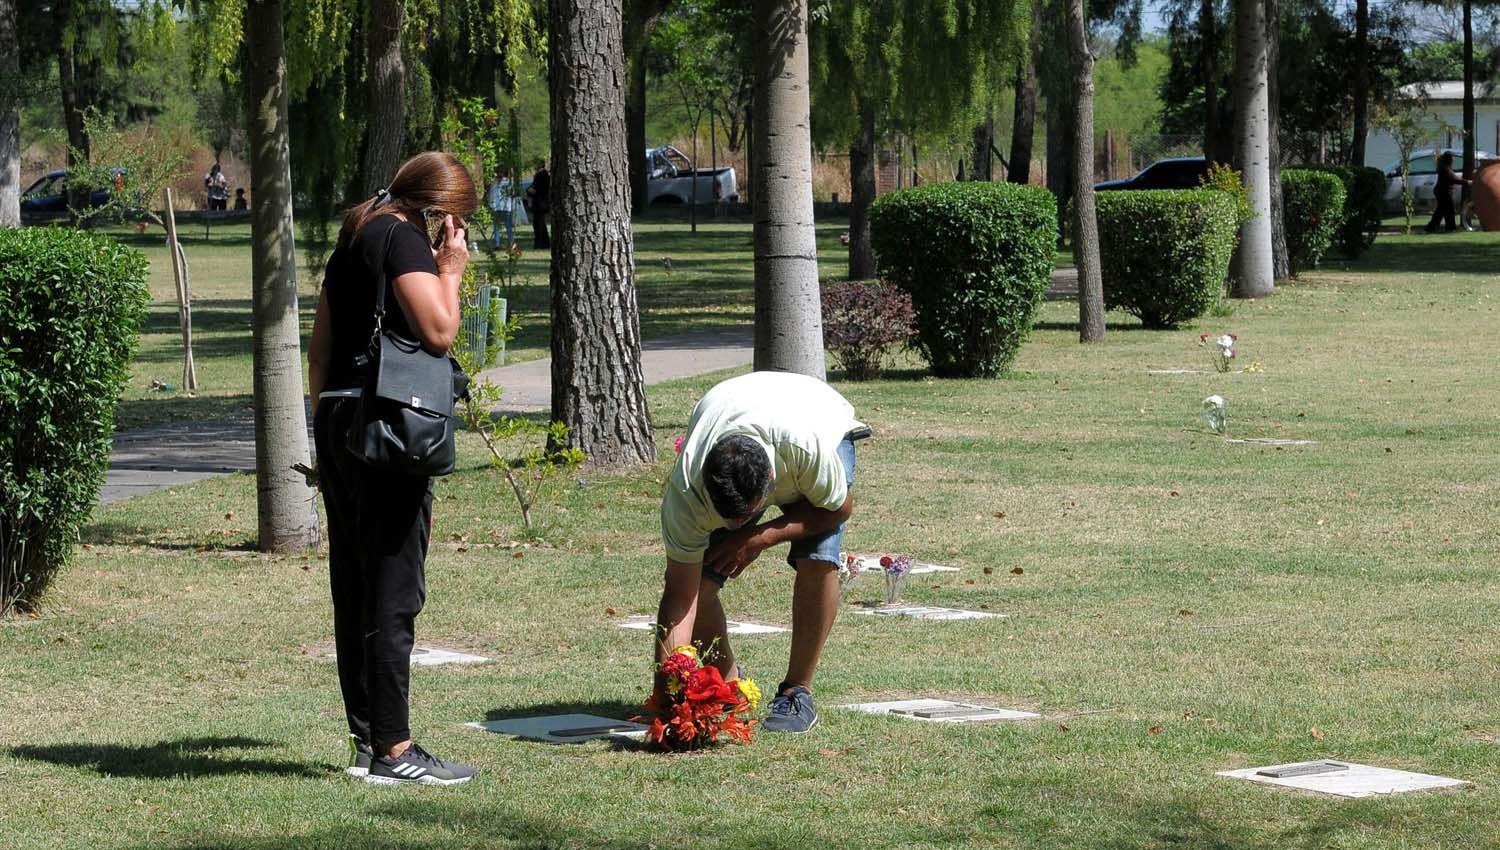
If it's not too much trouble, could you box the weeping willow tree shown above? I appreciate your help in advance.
[810,0,1030,280]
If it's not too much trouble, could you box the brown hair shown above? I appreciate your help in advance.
[337,151,478,248]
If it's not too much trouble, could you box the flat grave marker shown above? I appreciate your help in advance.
[851,605,1003,621]
[467,714,649,744]
[315,644,490,666]
[1147,368,1210,375]
[616,614,789,635]
[840,698,1039,724]
[1224,438,1318,447]
[1217,760,1469,798]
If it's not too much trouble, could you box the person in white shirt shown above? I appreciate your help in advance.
[653,371,866,734]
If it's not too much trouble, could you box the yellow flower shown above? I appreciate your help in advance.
[735,677,762,711]
[672,644,698,660]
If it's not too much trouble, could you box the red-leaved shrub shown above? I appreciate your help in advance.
[820,281,916,380]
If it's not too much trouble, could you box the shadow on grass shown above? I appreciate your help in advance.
[1032,320,1155,333]
[10,736,321,780]
[114,395,256,432]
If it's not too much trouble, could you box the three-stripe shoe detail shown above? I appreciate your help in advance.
[363,742,476,786]
[389,763,427,778]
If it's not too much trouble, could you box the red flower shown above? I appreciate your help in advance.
[661,651,696,681]
[879,555,893,568]
[685,665,735,705]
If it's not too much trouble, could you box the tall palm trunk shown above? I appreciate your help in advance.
[0,0,18,227]
[1201,0,1222,163]
[1463,0,1475,204]
[847,97,876,280]
[1266,0,1290,281]
[549,0,657,465]
[246,0,320,552]
[1230,0,1274,298]
[1008,0,1040,185]
[751,0,824,379]
[1349,0,1368,166]
[1066,0,1103,342]
[361,0,405,195]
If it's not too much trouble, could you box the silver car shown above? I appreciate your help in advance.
[1381,148,1494,214]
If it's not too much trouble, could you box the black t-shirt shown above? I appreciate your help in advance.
[321,214,440,390]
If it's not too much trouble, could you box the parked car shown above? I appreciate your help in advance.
[20,168,122,225]
[645,145,738,206]
[1380,148,1497,215]
[1094,157,1209,192]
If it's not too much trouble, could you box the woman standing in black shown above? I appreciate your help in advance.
[307,151,477,786]
[1427,151,1470,233]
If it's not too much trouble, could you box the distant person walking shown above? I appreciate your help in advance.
[233,188,248,211]
[1426,151,1470,234]
[525,161,550,250]
[204,162,229,211]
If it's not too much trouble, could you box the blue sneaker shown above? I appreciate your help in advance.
[761,682,818,734]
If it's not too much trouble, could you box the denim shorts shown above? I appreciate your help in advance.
[703,437,856,586]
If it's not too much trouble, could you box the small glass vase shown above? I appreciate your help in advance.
[883,570,907,606]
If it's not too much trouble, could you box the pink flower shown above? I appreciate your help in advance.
[673,435,686,454]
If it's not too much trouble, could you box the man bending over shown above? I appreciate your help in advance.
[653,371,865,734]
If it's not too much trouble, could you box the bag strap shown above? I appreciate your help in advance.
[368,217,399,345]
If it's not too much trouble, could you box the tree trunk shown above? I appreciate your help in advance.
[245,0,320,552]
[751,0,824,379]
[1066,0,1104,342]
[971,102,994,181]
[1463,0,1474,205]
[1349,0,1368,166]
[55,0,88,181]
[1266,0,1290,281]
[847,97,876,280]
[549,0,657,466]
[1008,0,1039,184]
[624,0,669,214]
[1230,0,1274,298]
[0,0,18,227]
[1201,0,1222,164]
[361,0,405,195]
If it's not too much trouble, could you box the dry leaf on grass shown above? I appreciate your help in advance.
[1010,567,1024,575]
[1148,725,1164,735]
[1311,725,1326,741]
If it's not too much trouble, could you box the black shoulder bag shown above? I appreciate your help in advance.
[346,220,469,477]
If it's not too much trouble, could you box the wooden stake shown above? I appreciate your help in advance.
[163,188,198,391]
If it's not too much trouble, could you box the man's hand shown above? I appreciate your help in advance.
[703,526,765,580]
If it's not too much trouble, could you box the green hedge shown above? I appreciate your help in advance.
[1281,169,1348,274]
[1,228,148,611]
[1299,164,1384,259]
[869,182,1056,377]
[1095,190,1240,329]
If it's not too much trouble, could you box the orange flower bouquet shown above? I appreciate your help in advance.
[642,644,760,751]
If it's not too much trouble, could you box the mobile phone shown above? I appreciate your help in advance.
[420,207,446,249]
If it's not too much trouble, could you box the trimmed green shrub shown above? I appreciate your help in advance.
[1281,168,1347,274]
[1095,190,1240,329]
[869,181,1056,377]
[1,228,148,612]
[1301,164,1385,259]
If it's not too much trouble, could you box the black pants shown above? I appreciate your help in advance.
[532,209,550,249]
[314,398,433,751]
[1427,190,1457,232]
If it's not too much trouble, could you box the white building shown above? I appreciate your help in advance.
[1364,81,1500,170]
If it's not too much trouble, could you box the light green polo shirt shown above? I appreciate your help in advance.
[661,371,862,564]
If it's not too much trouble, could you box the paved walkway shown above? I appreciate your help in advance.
[103,270,1076,503]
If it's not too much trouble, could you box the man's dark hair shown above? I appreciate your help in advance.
[702,435,772,519]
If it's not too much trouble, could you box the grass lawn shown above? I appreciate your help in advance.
[4,226,1499,848]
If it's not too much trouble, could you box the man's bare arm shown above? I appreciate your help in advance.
[705,494,855,580]
[652,559,703,700]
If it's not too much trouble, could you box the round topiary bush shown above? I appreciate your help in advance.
[1299,164,1384,260]
[1282,168,1348,275]
[869,181,1056,378]
[1095,189,1240,329]
[0,228,149,612]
